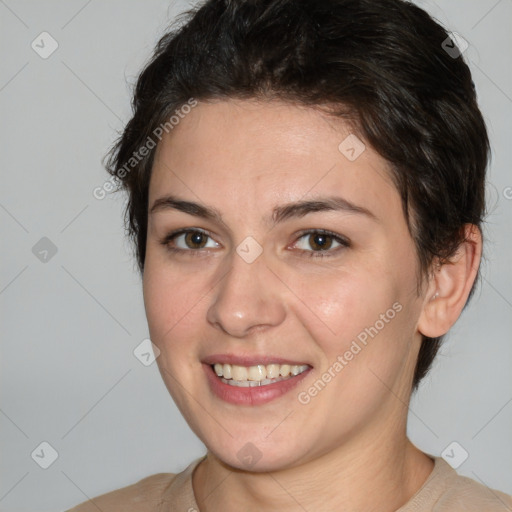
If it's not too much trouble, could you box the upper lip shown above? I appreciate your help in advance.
[202,354,312,367]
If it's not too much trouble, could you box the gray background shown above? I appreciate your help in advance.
[0,1,511,511]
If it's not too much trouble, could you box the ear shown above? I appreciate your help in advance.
[417,224,482,338]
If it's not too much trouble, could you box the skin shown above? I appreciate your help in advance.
[142,99,481,512]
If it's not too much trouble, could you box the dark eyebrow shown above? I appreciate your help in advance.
[271,196,377,224]
[150,195,224,222]
[149,194,377,225]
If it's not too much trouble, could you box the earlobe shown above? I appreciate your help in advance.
[417,224,482,338]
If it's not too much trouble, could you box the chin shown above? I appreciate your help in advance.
[205,436,311,473]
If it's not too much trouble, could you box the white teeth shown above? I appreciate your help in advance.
[223,375,294,387]
[279,364,291,377]
[211,362,309,384]
[232,365,248,381]
[266,364,280,379]
[247,365,266,381]
[291,365,302,376]
[222,363,232,379]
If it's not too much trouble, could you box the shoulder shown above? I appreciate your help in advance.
[435,470,512,511]
[64,472,178,512]
[64,455,205,512]
[400,456,512,512]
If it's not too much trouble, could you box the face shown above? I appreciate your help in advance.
[143,99,427,472]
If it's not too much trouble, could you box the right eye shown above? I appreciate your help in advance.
[160,228,220,255]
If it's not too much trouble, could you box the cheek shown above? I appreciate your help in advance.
[294,263,415,388]
[142,258,206,349]
[292,264,396,343]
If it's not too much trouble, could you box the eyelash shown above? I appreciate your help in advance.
[159,228,350,259]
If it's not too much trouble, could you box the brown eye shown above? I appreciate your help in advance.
[307,233,334,251]
[183,231,208,249]
[160,229,219,255]
[293,230,350,258]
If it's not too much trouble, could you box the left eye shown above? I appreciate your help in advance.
[293,230,349,256]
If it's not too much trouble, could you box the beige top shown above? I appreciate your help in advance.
[66,455,512,512]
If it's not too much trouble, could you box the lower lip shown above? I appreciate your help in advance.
[203,364,312,406]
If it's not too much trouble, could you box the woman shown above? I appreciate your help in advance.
[68,0,512,510]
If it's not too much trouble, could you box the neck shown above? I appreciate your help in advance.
[192,426,434,512]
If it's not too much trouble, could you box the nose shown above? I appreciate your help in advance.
[206,249,286,338]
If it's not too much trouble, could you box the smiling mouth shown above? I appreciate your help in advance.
[211,362,310,387]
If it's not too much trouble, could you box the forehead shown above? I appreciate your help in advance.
[149,99,401,222]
